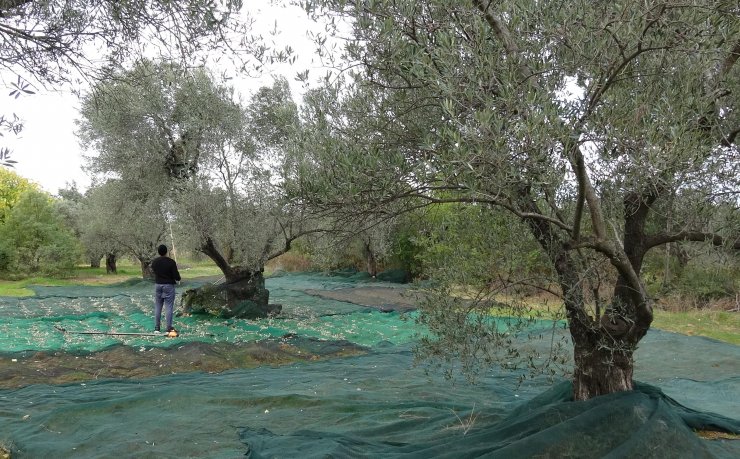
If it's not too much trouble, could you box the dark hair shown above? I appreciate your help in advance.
[157,245,168,256]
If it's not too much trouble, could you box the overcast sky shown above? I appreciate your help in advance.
[1,3,335,195]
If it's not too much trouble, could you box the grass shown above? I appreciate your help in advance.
[695,430,740,440]
[457,289,739,345]
[652,309,740,345]
[0,258,223,297]
[447,403,479,436]
[177,263,224,279]
[0,277,79,297]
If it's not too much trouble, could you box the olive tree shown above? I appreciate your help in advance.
[80,180,167,278]
[80,62,319,288]
[178,77,320,282]
[0,0,252,85]
[56,182,106,268]
[292,0,740,399]
[0,0,256,160]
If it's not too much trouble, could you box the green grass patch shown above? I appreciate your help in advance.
[0,277,77,297]
[177,263,223,278]
[488,294,739,345]
[0,258,224,296]
[69,258,222,284]
[0,283,34,297]
[72,265,142,277]
[652,309,740,345]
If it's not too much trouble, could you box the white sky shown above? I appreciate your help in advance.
[0,3,336,195]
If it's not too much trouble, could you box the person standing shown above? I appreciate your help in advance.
[151,244,181,333]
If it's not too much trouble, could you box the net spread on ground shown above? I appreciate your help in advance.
[0,272,738,458]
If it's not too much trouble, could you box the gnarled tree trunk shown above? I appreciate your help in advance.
[105,253,117,274]
[364,240,378,277]
[200,237,250,283]
[139,258,154,279]
[182,237,279,319]
[521,194,651,401]
[572,341,634,400]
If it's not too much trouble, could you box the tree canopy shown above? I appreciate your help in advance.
[0,187,81,276]
[0,0,252,86]
[291,0,740,399]
[0,0,260,165]
[0,166,36,222]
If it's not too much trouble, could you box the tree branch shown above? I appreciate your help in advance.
[569,147,607,241]
[472,0,519,56]
[646,231,740,251]
[571,146,586,241]
[265,227,326,262]
[406,192,574,232]
[720,126,740,148]
[718,39,740,81]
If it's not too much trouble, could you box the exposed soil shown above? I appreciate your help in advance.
[303,286,424,312]
[0,338,367,389]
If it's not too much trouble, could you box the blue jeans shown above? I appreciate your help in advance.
[154,284,176,331]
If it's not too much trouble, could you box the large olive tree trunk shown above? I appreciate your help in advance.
[572,342,635,400]
[522,193,654,400]
[556,256,645,400]
[180,237,279,319]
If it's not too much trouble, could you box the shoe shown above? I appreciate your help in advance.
[154,329,161,334]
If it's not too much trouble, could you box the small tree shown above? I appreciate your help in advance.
[56,182,104,268]
[302,215,401,276]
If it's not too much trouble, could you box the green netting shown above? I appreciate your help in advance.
[0,274,416,353]
[0,272,738,458]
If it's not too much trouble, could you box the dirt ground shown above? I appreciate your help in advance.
[0,338,366,389]
[303,286,424,312]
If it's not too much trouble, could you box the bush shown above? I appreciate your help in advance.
[0,189,82,277]
[37,237,83,277]
[266,251,314,272]
[0,238,14,273]
[673,265,738,308]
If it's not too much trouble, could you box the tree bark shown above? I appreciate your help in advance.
[610,191,655,344]
[105,253,117,274]
[519,194,639,400]
[199,237,255,283]
[139,258,154,279]
[572,341,634,400]
[364,240,378,277]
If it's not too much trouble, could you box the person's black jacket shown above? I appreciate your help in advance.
[151,256,181,284]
